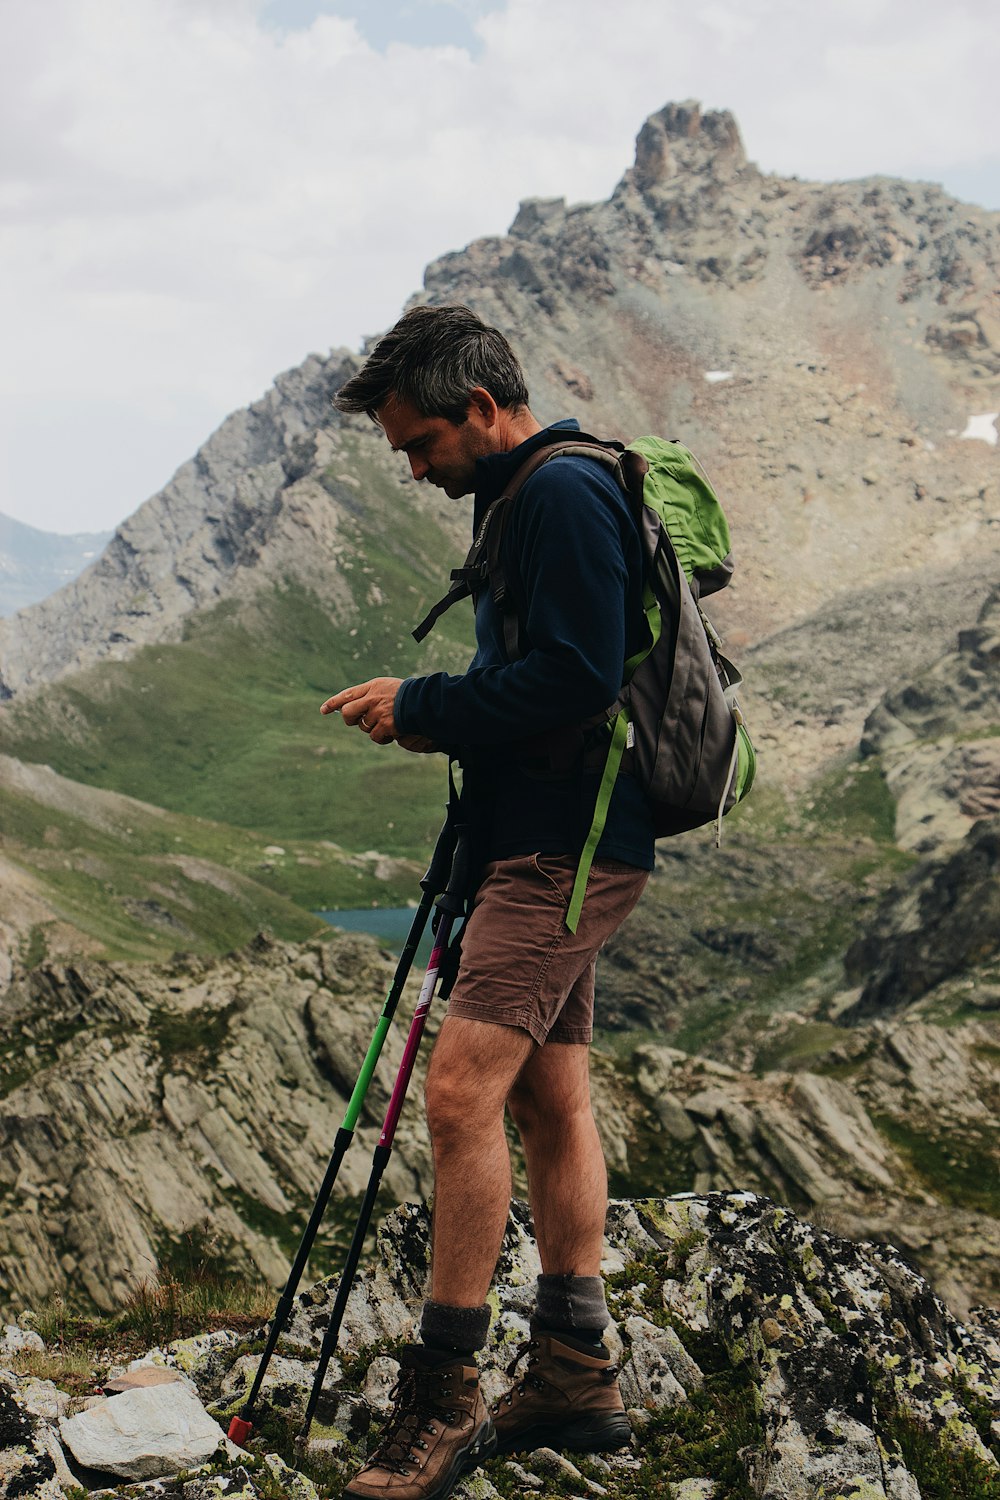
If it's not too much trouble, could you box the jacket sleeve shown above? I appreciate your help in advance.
[394,458,632,744]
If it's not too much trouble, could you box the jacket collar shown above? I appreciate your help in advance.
[473,418,580,525]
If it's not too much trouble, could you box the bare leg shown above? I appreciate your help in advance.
[424,1016,536,1305]
[507,1043,606,1275]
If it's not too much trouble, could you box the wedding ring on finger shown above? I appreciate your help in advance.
[360,715,372,731]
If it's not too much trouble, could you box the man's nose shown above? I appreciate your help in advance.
[408,453,429,481]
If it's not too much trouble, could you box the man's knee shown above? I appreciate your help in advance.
[424,1019,529,1141]
[425,1060,478,1142]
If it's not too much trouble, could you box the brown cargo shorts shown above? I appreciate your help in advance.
[445,853,649,1046]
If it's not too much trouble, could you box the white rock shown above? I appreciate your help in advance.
[959,412,998,445]
[630,1316,703,1393]
[527,1446,583,1480]
[619,1316,692,1410]
[0,1323,44,1355]
[362,1354,401,1414]
[12,1375,71,1422]
[669,1482,717,1500]
[502,1460,543,1489]
[60,1382,238,1480]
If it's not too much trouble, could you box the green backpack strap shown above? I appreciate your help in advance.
[565,709,630,933]
[565,544,660,933]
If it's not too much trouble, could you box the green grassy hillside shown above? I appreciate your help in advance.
[0,586,473,874]
[0,434,477,861]
[1,759,436,963]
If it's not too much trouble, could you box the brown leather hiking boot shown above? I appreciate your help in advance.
[344,1347,497,1500]
[491,1327,631,1455]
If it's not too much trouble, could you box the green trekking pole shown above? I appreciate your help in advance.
[228,810,458,1447]
[295,820,473,1448]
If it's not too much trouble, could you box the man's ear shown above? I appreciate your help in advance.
[467,387,499,428]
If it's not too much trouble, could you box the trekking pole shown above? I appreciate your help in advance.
[228,812,459,1447]
[295,821,473,1448]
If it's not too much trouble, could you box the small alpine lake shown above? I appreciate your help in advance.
[315,906,434,963]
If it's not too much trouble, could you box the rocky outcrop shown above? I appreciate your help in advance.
[861,583,1000,852]
[2,922,997,1319]
[0,355,464,697]
[0,934,437,1318]
[3,1195,996,1498]
[60,1382,239,1481]
[743,557,1000,792]
[842,815,1000,1018]
[626,1025,1000,1314]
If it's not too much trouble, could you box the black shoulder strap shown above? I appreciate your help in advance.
[411,433,630,650]
[412,491,510,643]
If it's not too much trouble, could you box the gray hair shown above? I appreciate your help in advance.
[333,305,530,422]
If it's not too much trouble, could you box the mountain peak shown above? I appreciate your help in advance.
[627,100,748,192]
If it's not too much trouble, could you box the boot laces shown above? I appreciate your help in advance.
[367,1368,461,1476]
[493,1338,545,1411]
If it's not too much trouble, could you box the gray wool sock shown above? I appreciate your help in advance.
[535,1274,610,1338]
[419,1298,492,1356]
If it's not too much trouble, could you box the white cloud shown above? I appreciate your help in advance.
[1,0,998,532]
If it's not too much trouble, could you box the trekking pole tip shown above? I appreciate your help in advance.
[227,1415,253,1446]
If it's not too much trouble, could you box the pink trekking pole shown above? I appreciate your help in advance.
[296,821,473,1446]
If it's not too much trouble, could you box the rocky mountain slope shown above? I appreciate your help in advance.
[0,513,110,618]
[2,917,997,1323]
[1,100,997,720]
[0,357,468,698]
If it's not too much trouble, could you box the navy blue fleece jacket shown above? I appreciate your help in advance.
[394,420,655,867]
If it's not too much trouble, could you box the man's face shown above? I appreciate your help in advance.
[377,393,497,499]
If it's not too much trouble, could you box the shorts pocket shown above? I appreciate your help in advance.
[528,853,575,906]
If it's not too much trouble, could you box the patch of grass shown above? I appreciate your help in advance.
[6,1347,95,1397]
[19,923,49,970]
[608,1369,759,1499]
[873,1114,1000,1218]
[804,758,898,843]
[876,1389,1000,1500]
[105,1233,275,1348]
[149,1003,238,1065]
[0,761,435,962]
[751,1019,849,1075]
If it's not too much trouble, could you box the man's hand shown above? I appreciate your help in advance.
[321,678,403,746]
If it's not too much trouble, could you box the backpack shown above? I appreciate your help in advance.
[413,431,756,931]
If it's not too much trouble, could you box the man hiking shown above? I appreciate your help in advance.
[322,304,654,1500]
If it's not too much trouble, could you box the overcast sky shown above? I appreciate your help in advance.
[2,0,998,535]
